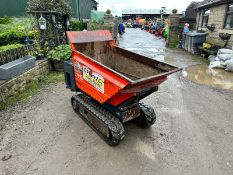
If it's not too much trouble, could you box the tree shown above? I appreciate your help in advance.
[27,0,72,17]
[27,0,72,55]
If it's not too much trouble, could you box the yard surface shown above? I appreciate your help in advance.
[1,29,233,175]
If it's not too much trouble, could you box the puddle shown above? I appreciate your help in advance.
[183,64,233,91]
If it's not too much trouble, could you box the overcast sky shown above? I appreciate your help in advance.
[98,0,202,15]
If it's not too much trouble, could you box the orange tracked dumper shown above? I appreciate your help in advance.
[64,30,181,145]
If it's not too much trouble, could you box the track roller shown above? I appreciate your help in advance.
[134,102,156,129]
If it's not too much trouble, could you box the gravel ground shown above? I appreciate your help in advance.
[1,28,233,175]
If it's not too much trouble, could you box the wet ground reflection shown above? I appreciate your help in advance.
[183,64,233,91]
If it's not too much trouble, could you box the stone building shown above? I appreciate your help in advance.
[181,1,201,31]
[195,0,233,48]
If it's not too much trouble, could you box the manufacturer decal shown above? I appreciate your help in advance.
[83,66,104,93]
[74,62,83,74]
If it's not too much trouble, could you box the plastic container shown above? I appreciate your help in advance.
[187,32,207,54]
[185,34,189,51]
[182,33,187,49]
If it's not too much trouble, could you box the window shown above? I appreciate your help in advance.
[225,4,233,29]
[202,9,210,27]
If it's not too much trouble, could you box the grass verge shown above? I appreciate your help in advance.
[0,72,64,110]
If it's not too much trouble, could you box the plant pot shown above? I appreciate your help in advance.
[51,61,64,72]
[36,54,45,60]
[206,25,215,32]
[219,33,231,41]
[23,37,34,45]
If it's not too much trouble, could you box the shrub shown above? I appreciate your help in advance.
[0,44,23,52]
[0,18,37,32]
[0,18,39,46]
[0,30,37,46]
[27,0,72,17]
[69,20,87,31]
[0,16,10,24]
[87,20,112,31]
[106,9,111,15]
[47,44,71,62]
[0,30,23,46]
[172,9,178,14]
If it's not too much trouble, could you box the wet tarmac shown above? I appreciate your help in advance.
[120,29,166,62]
[120,30,233,91]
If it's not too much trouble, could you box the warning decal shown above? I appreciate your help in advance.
[83,66,104,93]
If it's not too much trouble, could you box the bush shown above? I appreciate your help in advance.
[0,18,39,46]
[0,16,10,24]
[0,30,37,46]
[69,20,87,31]
[87,20,112,31]
[172,9,178,14]
[27,0,72,17]
[47,44,71,62]
[0,44,23,52]
[0,30,24,46]
[106,9,111,15]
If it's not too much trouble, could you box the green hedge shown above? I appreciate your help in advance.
[0,16,10,24]
[69,20,87,31]
[87,21,113,31]
[0,44,23,52]
[0,30,37,46]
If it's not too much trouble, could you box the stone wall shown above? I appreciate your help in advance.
[196,4,233,48]
[167,13,180,48]
[0,60,50,103]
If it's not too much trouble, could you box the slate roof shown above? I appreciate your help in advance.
[185,1,201,18]
[196,0,233,9]
[187,1,202,8]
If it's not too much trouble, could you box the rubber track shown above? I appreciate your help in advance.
[139,102,156,124]
[73,94,125,146]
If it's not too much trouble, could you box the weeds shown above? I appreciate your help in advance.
[0,72,64,110]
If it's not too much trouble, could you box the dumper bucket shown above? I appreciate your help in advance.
[66,30,181,106]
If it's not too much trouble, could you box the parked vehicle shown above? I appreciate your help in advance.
[64,30,181,145]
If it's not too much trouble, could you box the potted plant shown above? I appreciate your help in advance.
[206,24,215,32]
[35,47,45,60]
[172,9,177,14]
[106,9,111,15]
[23,17,36,45]
[47,44,71,71]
